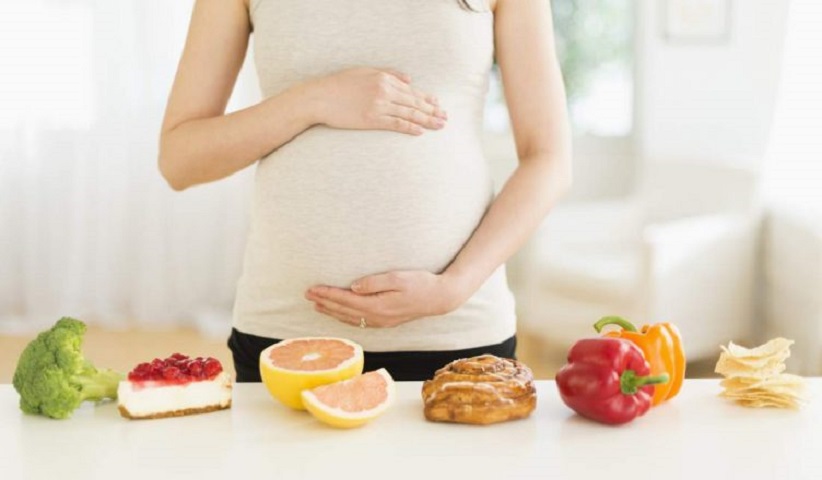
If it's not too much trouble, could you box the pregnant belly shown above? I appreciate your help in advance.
[242,125,493,291]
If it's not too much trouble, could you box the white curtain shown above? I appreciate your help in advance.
[0,1,260,334]
[763,0,822,208]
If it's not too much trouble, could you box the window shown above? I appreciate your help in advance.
[485,0,635,138]
[763,0,822,208]
[0,3,94,130]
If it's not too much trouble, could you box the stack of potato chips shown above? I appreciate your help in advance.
[715,338,807,409]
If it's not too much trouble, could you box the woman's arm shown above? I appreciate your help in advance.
[306,0,571,327]
[439,0,573,300]
[159,0,288,190]
[160,0,447,191]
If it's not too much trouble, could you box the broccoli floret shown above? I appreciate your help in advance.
[12,317,123,419]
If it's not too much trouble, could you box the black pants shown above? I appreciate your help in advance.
[227,327,517,382]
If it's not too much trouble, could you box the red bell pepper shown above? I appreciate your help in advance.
[555,337,669,425]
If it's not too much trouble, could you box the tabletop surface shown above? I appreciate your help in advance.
[1,379,820,480]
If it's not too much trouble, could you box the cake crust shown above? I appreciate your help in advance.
[118,400,231,420]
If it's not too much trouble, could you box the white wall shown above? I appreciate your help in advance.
[636,0,790,168]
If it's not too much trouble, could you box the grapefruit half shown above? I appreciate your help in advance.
[302,368,395,428]
[259,337,364,410]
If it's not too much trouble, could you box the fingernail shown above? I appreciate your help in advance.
[434,119,445,128]
[351,282,361,292]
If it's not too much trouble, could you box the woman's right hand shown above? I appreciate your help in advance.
[305,67,448,135]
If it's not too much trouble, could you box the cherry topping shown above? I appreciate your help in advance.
[162,366,180,380]
[204,358,222,377]
[127,353,223,384]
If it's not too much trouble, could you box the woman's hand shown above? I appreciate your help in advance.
[305,271,468,328]
[304,67,448,136]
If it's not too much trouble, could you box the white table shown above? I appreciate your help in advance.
[1,380,820,480]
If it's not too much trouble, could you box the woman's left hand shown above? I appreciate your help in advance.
[305,271,467,328]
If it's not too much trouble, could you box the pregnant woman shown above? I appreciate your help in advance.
[159,0,572,381]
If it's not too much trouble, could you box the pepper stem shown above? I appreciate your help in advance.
[620,370,670,395]
[594,316,639,333]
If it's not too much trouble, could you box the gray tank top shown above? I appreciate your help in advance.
[233,0,517,351]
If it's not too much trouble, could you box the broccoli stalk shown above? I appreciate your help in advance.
[13,317,124,419]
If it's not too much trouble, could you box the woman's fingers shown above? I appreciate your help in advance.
[376,116,424,135]
[383,79,447,134]
[351,272,405,294]
[315,303,358,326]
[411,88,446,118]
[313,298,362,326]
[379,89,447,133]
[381,68,412,84]
[361,69,446,135]
[384,104,444,131]
[390,84,447,120]
[315,67,446,135]
[313,298,394,329]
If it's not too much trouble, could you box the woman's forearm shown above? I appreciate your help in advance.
[158,83,319,191]
[442,154,572,306]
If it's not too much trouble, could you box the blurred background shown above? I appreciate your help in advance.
[1,0,820,380]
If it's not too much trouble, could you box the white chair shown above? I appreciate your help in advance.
[511,161,761,361]
[763,201,822,375]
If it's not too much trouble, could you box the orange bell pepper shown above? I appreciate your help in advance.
[593,316,686,406]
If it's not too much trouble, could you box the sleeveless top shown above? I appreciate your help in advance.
[233,0,517,351]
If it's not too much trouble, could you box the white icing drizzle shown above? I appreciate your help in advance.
[423,355,535,406]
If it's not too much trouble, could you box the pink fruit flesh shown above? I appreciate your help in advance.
[267,339,356,371]
[310,371,388,413]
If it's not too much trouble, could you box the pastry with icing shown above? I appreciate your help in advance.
[421,354,537,425]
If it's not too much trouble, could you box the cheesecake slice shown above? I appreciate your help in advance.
[118,353,232,420]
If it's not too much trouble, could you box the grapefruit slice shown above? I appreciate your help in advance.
[302,369,395,428]
[259,337,364,410]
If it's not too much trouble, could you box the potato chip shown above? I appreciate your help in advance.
[720,378,761,391]
[715,338,807,409]
[720,387,805,400]
[724,338,794,359]
[736,397,801,410]
[749,373,805,388]
[720,351,790,367]
[720,374,804,393]
[715,356,786,377]
[721,388,806,407]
